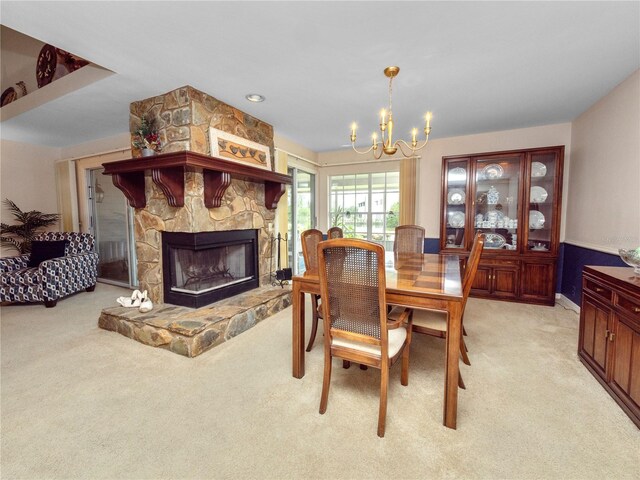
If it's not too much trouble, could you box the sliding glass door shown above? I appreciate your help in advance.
[287,167,316,274]
[88,168,137,287]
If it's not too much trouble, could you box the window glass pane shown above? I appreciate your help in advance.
[371,192,385,211]
[385,171,400,190]
[371,213,385,233]
[328,170,400,249]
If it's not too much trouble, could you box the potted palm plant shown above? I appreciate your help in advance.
[0,199,60,254]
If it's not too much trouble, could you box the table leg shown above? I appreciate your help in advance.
[292,281,306,378]
[443,301,462,429]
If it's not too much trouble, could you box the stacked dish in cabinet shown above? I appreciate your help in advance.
[443,164,467,248]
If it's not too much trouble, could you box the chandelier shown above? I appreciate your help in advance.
[350,66,432,159]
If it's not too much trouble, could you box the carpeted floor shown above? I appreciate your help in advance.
[1,283,638,479]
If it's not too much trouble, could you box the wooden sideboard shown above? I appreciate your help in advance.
[578,266,640,427]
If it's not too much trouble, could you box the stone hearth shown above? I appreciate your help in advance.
[99,286,291,357]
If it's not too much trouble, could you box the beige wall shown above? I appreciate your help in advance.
[566,69,640,253]
[0,139,61,255]
[59,133,131,234]
[317,123,572,237]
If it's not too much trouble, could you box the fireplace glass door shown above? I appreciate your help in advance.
[162,230,259,308]
[169,243,253,295]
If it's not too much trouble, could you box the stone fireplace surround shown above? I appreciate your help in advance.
[97,85,293,357]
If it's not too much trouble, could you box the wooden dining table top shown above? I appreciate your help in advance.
[293,253,463,301]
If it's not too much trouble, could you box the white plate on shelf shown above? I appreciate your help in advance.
[448,211,465,228]
[531,245,549,251]
[531,161,547,177]
[529,210,545,229]
[481,163,504,180]
[484,233,506,249]
[448,167,466,182]
[530,186,548,203]
[447,188,466,205]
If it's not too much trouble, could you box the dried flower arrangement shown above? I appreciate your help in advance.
[132,115,162,152]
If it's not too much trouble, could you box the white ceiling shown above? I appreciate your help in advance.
[1,1,638,152]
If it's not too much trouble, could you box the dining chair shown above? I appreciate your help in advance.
[393,225,425,258]
[317,238,413,437]
[327,226,343,239]
[301,229,324,352]
[406,233,484,387]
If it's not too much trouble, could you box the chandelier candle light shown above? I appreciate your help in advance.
[350,66,432,159]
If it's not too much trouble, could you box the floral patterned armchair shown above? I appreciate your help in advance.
[0,232,98,308]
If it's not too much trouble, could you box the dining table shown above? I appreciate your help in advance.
[291,252,464,429]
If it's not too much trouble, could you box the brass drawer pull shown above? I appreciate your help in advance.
[609,333,616,342]
[634,307,640,313]
[595,287,605,293]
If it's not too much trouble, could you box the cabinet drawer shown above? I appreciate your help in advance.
[584,278,613,302]
[615,293,640,320]
[479,258,519,267]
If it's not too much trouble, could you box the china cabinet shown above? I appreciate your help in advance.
[440,146,564,305]
[579,266,640,427]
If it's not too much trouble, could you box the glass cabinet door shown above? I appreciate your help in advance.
[443,160,468,249]
[526,152,557,252]
[473,155,522,252]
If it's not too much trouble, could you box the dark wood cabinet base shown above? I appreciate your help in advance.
[579,266,640,428]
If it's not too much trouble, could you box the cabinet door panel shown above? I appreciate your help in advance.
[611,318,640,411]
[611,319,633,392]
[582,301,597,358]
[593,307,609,373]
[630,330,640,406]
[471,266,491,294]
[493,268,518,298]
[520,261,555,301]
[581,297,609,377]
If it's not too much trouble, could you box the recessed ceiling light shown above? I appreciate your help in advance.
[245,93,265,103]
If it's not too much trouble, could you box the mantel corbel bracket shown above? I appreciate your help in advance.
[152,166,185,207]
[111,171,146,208]
[203,170,232,208]
[265,181,287,209]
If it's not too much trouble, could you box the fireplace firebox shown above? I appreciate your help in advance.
[161,230,259,308]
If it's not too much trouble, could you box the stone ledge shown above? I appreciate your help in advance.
[98,286,291,357]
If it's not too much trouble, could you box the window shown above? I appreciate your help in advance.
[329,171,399,251]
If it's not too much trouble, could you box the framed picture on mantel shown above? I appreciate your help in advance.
[209,127,272,171]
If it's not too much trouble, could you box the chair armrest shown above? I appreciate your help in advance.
[0,254,30,274]
[38,252,99,300]
[386,306,413,330]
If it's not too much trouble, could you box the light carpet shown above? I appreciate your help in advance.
[1,283,638,479]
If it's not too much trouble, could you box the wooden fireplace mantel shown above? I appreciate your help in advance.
[102,151,291,210]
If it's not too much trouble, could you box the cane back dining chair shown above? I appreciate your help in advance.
[409,232,484,381]
[317,238,413,437]
[301,229,324,352]
[393,225,425,258]
[327,226,343,239]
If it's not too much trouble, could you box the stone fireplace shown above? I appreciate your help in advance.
[112,85,288,305]
[97,86,292,357]
[162,229,259,308]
